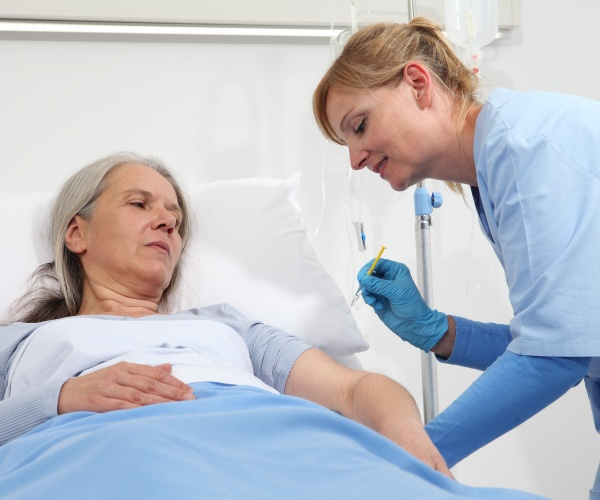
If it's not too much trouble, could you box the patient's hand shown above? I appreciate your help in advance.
[57,362,195,414]
[386,416,454,478]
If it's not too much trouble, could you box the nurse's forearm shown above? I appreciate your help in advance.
[435,316,513,371]
[425,352,590,468]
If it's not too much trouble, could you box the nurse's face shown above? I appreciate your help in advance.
[325,72,443,191]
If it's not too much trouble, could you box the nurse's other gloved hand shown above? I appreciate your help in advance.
[358,258,448,352]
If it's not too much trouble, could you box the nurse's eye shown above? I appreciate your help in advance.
[130,201,145,208]
[355,118,366,135]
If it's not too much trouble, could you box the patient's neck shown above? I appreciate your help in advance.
[77,281,161,317]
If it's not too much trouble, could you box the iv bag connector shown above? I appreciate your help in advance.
[353,221,367,251]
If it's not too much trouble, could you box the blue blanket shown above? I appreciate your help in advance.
[0,383,545,499]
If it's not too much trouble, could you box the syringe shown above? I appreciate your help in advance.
[348,245,387,312]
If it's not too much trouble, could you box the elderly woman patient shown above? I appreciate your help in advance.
[0,152,543,499]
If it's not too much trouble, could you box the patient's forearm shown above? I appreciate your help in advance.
[0,380,63,446]
[347,372,451,476]
[285,349,452,476]
[349,372,423,439]
[287,349,422,433]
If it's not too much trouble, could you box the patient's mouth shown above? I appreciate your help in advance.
[147,241,170,255]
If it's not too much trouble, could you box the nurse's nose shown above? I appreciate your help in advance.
[349,146,369,171]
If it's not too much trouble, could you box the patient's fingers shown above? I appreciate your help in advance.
[432,456,454,479]
[57,361,195,415]
[110,363,196,404]
[402,440,453,479]
[400,438,453,478]
[417,446,454,479]
[125,362,194,396]
[386,422,454,479]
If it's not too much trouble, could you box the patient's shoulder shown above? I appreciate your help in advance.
[0,320,47,349]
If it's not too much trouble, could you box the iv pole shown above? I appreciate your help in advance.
[415,185,442,424]
[408,0,443,424]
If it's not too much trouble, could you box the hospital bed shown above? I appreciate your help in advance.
[0,176,543,499]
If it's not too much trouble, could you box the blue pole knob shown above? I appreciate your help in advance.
[414,188,444,216]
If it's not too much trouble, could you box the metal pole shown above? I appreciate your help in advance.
[409,0,441,424]
[407,0,416,22]
[414,195,440,423]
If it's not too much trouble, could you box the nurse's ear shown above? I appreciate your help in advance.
[65,216,88,255]
[403,62,433,109]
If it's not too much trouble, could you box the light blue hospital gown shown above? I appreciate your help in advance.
[0,304,545,498]
[425,88,600,494]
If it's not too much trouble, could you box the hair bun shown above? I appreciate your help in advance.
[408,16,444,35]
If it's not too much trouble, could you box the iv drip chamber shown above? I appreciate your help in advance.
[445,0,498,76]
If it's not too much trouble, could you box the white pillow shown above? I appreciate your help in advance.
[0,175,368,358]
[1,191,55,316]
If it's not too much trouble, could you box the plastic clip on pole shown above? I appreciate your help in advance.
[414,186,443,424]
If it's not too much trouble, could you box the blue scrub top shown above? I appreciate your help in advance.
[473,88,600,357]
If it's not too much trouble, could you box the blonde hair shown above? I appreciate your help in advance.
[9,152,191,323]
[313,17,481,194]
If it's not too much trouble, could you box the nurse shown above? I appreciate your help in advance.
[313,17,600,496]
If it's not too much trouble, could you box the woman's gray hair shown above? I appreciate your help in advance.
[10,151,191,323]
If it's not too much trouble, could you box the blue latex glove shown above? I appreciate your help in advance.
[358,258,448,352]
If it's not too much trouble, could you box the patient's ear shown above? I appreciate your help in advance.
[65,216,88,254]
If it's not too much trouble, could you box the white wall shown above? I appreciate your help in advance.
[1,1,599,498]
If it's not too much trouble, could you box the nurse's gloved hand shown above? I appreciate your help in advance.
[358,258,448,352]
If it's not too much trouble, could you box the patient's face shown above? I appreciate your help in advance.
[75,163,183,300]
